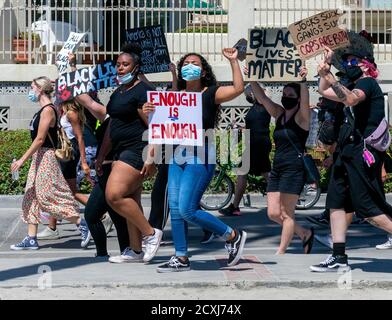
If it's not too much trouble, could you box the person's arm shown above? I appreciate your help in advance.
[140,144,157,178]
[11,107,55,173]
[215,48,244,104]
[169,62,178,91]
[75,93,106,122]
[68,53,77,72]
[242,66,283,119]
[67,110,89,176]
[297,66,310,129]
[317,47,366,106]
[95,119,112,176]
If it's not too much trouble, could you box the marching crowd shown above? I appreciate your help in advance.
[9,31,392,273]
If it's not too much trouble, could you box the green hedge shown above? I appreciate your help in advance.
[1,129,392,195]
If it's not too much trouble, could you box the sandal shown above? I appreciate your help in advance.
[302,227,314,254]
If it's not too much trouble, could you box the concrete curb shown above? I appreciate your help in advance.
[1,280,392,289]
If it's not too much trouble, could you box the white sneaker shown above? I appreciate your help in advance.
[142,228,163,263]
[315,234,333,250]
[37,227,60,240]
[101,213,113,235]
[109,248,144,263]
[376,237,392,250]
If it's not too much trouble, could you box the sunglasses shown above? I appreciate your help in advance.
[341,58,359,67]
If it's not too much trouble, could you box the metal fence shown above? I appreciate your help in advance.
[1,0,391,65]
[254,0,392,62]
[0,0,229,64]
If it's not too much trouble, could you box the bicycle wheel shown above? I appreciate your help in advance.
[296,182,321,210]
[200,171,234,211]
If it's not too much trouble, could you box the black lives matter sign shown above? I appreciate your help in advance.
[246,28,303,82]
[55,61,117,103]
[124,25,171,74]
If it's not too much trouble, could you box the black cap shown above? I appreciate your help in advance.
[341,50,377,68]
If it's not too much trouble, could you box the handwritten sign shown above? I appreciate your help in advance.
[246,28,303,82]
[148,91,203,146]
[124,25,171,74]
[234,38,248,62]
[55,61,117,103]
[55,32,86,74]
[288,10,350,60]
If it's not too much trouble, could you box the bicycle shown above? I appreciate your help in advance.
[199,123,321,211]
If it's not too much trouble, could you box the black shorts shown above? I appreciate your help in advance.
[115,148,145,171]
[60,138,80,180]
[326,146,386,218]
[267,161,305,195]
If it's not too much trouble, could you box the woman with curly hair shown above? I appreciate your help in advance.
[143,49,246,272]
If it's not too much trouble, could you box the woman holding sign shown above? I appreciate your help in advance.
[95,43,162,264]
[248,67,315,255]
[144,48,246,272]
[310,47,392,272]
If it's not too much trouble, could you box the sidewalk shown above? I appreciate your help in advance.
[0,194,391,299]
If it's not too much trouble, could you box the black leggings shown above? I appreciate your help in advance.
[148,164,169,230]
[84,164,129,256]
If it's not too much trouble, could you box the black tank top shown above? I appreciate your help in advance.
[245,103,271,138]
[273,109,309,166]
[30,104,58,148]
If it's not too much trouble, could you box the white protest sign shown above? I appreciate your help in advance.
[288,10,350,60]
[246,28,303,82]
[148,91,203,146]
[56,32,86,74]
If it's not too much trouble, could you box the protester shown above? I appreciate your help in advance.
[251,67,315,255]
[36,98,92,245]
[10,76,89,250]
[219,78,271,218]
[311,46,392,272]
[143,48,246,272]
[95,43,162,263]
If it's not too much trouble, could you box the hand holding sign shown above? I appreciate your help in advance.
[323,46,335,64]
[299,66,308,80]
[222,48,239,61]
[142,101,156,116]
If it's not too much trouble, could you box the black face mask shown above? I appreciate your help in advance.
[344,65,363,82]
[281,97,299,110]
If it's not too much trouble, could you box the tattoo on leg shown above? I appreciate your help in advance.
[331,83,348,100]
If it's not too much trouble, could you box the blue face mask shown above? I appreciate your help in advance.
[117,71,136,85]
[28,90,39,103]
[181,64,202,81]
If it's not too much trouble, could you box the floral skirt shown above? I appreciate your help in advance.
[22,148,80,224]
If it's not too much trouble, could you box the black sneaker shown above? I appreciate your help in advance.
[310,254,351,272]
[200,230,218,244]
[156,256,191,273]
[225,229,247,267]
[306,210,330,226]
[219,204,241,216]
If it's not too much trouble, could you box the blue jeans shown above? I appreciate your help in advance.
[168,152,233,257]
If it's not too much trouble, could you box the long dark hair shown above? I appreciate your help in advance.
[177,53,217,90]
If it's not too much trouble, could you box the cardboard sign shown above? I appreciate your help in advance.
[148,91,203,146]
[288,10,350,60]
[56,32,86,74]
[124,25,171,74]
[246,28,303,82]
[234,38,248,62]
[55,61,117,103]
